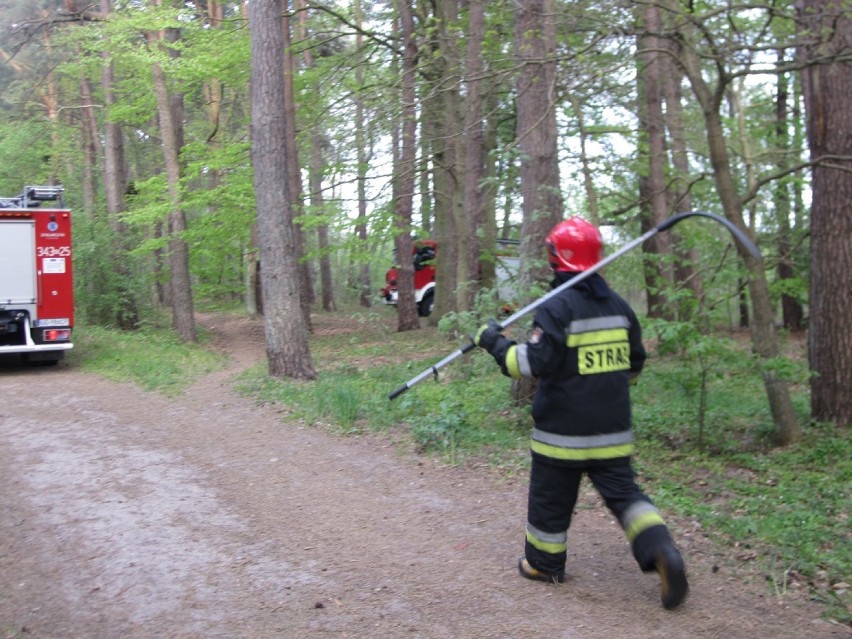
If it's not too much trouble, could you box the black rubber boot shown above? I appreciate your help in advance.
[655,546,689,609]
[518,558,565,584]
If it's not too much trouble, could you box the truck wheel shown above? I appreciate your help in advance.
[418,291,434,317]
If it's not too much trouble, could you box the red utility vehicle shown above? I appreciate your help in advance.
[380,238,520,317]
[0,185,74,364]
[380,239,437,317]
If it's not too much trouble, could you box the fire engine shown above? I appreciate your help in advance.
[380,239,437,317]
[0,185,73,365]
[380,238,520,317]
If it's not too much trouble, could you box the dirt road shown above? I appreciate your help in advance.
[0,314,845,638]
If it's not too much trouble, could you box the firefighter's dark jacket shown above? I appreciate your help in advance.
[487,272,646,463]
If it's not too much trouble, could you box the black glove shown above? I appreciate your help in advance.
[474,319,503,354]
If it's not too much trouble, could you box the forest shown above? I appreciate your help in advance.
[0,0,850,440]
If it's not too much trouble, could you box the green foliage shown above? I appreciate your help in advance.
[406,399,468,463]
[634,422,850,622]
[69,323,225,395]
[0,122,56,190]
[644,317,752,448]
[234,310,528,464]
[768,274,808,307]
[72,210,154,328]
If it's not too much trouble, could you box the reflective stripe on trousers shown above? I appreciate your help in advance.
[530,428,635,461]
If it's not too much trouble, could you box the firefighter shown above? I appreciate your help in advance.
[474,217,689,610]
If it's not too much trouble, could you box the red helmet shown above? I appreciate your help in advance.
[546,217,603,272]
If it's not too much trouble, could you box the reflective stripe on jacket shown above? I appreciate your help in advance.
[529,427,635,460]
[487,273,645,463]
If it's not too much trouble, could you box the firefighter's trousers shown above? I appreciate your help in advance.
[524,454,675,575]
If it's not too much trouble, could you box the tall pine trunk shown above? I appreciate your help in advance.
[799,0,852,426]
[282,3,314,329]
[146,20,195,342]
[353,0,372,309]
[249,0,316,379]
[514,0,563,296]
[394,0,420,332]
[297,3,336,312]
[636,2,674,319]
[462,0,487,308]
[512,0,563,404]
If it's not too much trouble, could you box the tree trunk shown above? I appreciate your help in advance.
[439,0,469,314]
[462,0,487,308]
[394,0,420,332]
[310,135,336,312]
[78,75,98,216]
[798,0,852,426]
[479,88,500,292]
[100,0,127,224]
[773,51,805,332]
[282,3,314,329]
[249,0,316,379]
[513,0,562,404]
[567,94,600,227]
[353,0,372,309]
[99,0,140,329]
[146,23,196,342]
[296,1,335,313]
[636,2,674,319]
[421,1,461,323]
[661,35,703,318]
[514,0,563,296]
[675,28,801,444]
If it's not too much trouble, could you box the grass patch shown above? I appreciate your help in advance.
[68,323,226,395]
[234,309,531,466]
[235,340,529,464]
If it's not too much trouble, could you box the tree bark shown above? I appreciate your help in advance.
[512,0,562,404]
[567,94,600,227]
[297,1,336,313]
[798,0,852,426]
[636,1,674,319]
[97,0,141,329]
[249,0,316,379]
[773,51,804,332]
[146,20,196,342]
[436,0,468,316]
[282,3,314,329]
[661,35,703,318]
[394,0,420,332]
[353,0,372,309]
[421,0,462,322]
[462,0,487,308]
[78,75,98,216]
[514,0,563,295]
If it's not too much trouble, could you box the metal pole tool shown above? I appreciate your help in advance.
[388,212,761,400]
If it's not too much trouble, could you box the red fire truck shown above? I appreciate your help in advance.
[0,185,74,365]
[380,238,520,317]
[380,239,437,317]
